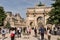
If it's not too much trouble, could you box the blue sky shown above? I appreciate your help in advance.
[0,0,53,18]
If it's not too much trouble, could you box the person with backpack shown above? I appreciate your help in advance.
[19,27,22,37]
[26,26,31,35]
[1,28,6,40]
[34,27,37,37]
[53,27,57,35]
[17,27,22,38]
[10,30,15,40]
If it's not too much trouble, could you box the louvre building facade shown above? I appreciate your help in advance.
[4,12,26,28]
[4,5,54,28]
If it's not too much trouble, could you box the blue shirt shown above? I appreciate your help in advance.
[39,27,45,33]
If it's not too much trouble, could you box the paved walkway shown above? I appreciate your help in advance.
[0,30,60,40]
[0,34,60,40]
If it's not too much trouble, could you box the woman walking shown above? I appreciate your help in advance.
[47,28,51,40]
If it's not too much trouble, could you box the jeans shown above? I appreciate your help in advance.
[11,37,14,40]
[41,33,44,40]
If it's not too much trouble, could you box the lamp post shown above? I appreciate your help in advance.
[33,8,36,28]
[43,9,46,27]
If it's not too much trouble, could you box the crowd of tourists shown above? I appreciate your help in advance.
[0,25,60,40]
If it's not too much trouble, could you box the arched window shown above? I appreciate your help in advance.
[37,16,42,22]
[30,22,33,26]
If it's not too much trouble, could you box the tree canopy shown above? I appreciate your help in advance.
[5,21,11,29]
[47,0,60,25]
[0,6,6,26]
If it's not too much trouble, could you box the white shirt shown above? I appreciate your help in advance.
[11,30,15,34]
[47,30,51,35]
[17,28,20,30]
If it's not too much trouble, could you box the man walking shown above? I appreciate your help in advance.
[34,27,37,37]
[39,25,46,40]
[17,27,22,38]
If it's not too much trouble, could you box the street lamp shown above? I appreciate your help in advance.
[33,8,36,28]
[43,9,46,26]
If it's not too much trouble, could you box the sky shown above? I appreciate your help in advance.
[0,0,53,18]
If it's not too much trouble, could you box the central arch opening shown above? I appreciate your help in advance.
[37,16,43,27]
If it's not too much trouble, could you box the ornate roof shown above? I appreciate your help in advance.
[27,5,52,14]
[15,13,22,18]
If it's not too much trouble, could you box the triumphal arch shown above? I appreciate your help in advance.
[26,5,52,28]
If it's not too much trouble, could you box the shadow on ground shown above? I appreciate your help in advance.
[37,37,47,40]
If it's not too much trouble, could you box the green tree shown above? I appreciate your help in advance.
[5,21,11,29]
[47,0,60,25]
[0,6,6,26]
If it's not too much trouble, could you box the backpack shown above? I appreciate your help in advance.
[2,29,6,34]
[11,33,15,37]
[2,30,5,33]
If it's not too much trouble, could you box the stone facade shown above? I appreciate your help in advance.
[4,5,52,28]
[26,5,52,28]
[4,12,25,28]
